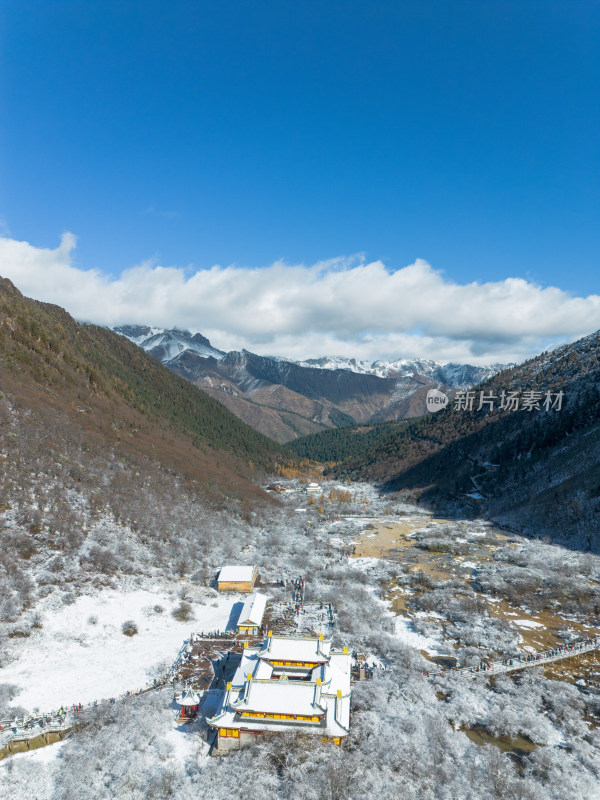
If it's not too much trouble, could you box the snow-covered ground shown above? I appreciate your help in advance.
[166,724,207,761]
[0,586,242,713]
[0,738,65,798]
[394,616,444,656]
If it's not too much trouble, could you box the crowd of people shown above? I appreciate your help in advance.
[351,660,387,680]
[1,680,171,742]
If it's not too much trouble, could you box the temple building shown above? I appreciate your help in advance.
[236,592,268,636]
[208,633,351,752]
[217,565,257,592]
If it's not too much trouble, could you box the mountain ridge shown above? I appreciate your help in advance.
[114,325,506,441]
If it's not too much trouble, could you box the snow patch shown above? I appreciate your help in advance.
[393,616,443,656]
[513,619,544,629]
[0,587,240,712]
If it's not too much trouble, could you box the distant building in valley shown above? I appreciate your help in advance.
[236,592,268,636]
[208,632,351,752]
[217,565,257,592]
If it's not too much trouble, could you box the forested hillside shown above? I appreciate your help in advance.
[0,277,291,639]
[321,332,600,549]
[287,421,406,462]
[0,278,286,475]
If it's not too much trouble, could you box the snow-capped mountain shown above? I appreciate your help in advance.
[113,325,508,441]
[115,326,506,390]
[298,355,506,389]
[114,325,225,363]
[297,356,441,377]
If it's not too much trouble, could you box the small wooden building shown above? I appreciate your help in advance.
[237,593,268,636]
[218,565,257,593]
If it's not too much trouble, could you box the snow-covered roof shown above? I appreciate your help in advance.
[233,679,324,716]
[210,680,350,737]
[208,641,352,738]
[233,646,348,688]
[258,634,331,663]
[238,593,267,627]
[231,650,259,686]
[218,565,256,583]
[328,652,351,689]
[253,659,274,679]
[176,688,199,707]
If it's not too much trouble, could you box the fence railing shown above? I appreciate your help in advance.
[0,680,173,751]
[422,637,600,678]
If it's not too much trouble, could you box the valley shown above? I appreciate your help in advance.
[3,4,597,797]
[2,477,600,799]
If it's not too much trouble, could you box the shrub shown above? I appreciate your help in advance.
[31,611,43,629]
[121,620,138,636]
[171,600,194,622]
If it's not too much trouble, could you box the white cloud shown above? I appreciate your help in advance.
[1,232,598,366]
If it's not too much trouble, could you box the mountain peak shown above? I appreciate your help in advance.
[114,325,225,363]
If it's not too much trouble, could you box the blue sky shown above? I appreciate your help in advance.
[0,1,598,363]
